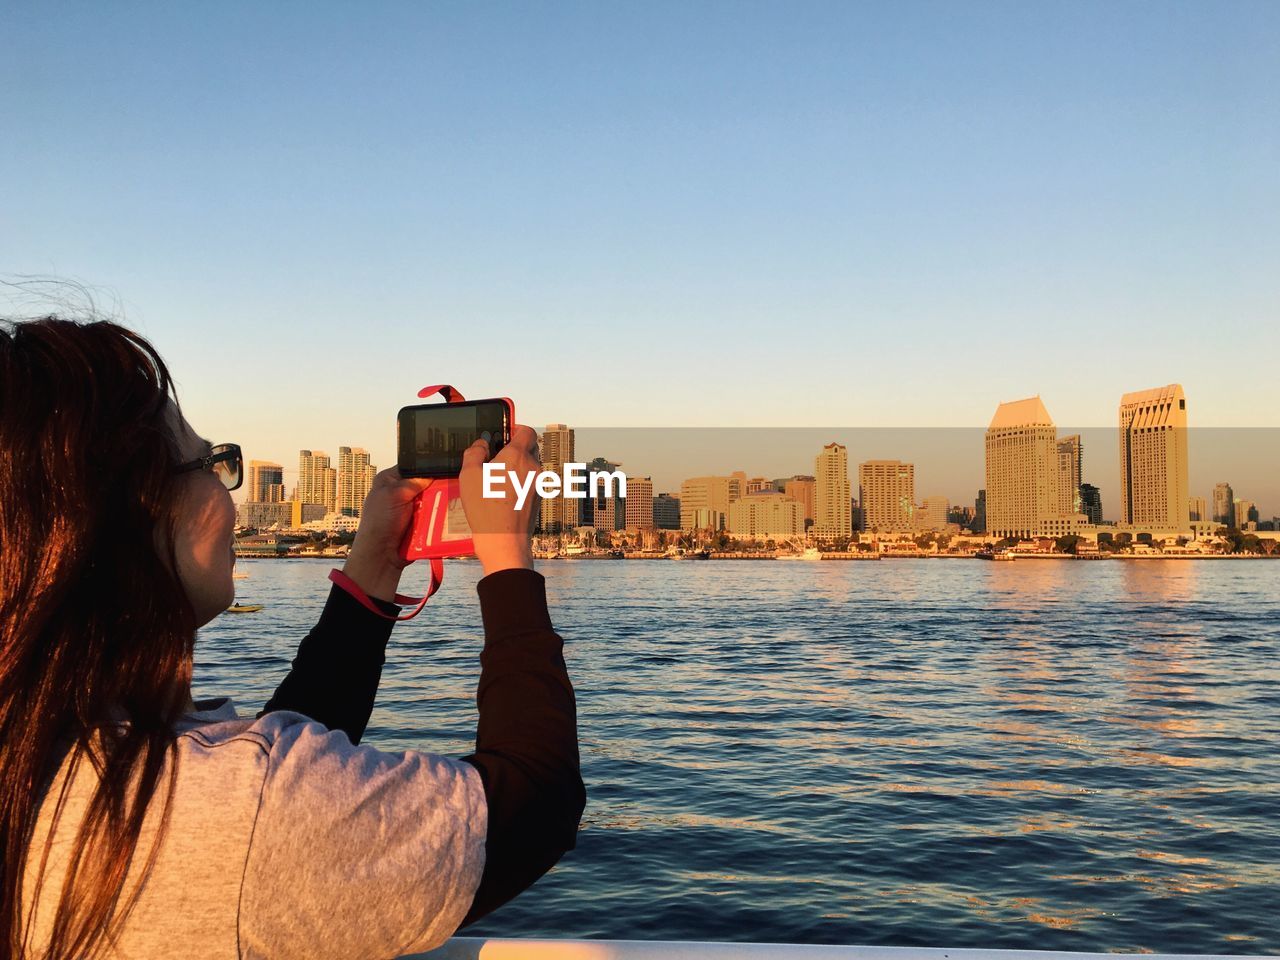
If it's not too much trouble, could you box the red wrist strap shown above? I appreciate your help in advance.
[328,556,444,622]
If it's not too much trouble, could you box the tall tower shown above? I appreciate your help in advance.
[1055,435,1083,517]
[336,446,374,517]
[1119,384,1188,528]
[678,475,741,531]
[247,460,285,503]
[538,424,576,532]
[814,443,851,539]
[1213,482,1235,526]
[984,397,1060,539]
[625,476,654,530]
[857,460,915,531]
[297,450,337,513]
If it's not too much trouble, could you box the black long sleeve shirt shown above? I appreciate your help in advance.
[260,567,584,924]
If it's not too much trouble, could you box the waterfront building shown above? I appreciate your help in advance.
[679,475,742,531]
[1119,384,1189,528]
[236,501,292,530]
[785,476,816,523]
[1235,499,1258,531]
[973,489,986,534]
[984,396,1062,540]
[1056,435,1083,516]
[247,460,285,503]
[1213,482,1235,526]
[814,444,851,539]
[336,447,375,517]
[1188,496,1208,523]
[653,493,681,530]
[539,424,577,532]
[625,476,654,530]
[857,460,915,532]
[727,493,804,539]
[298,450,337,513]
[919,495,949,531]
[291,501,327,528]
[1080,484,1104,525]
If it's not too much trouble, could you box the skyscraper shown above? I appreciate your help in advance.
[336,446,374,517]
[973,489,986,534]
[624,476,654,530]
[785,476,816,524]
[679,475,741,531]
[297,450,337,513]
[1188,496,1208,523]
[1055,435,1083,517]
[919,495,949,531]
[1080,484,1104,525]
[247,460,285,503]
[857,460,915,531]
[653,493,681,530]
[539,424,576,532]
[984,396,1061,540]
[814,443,851,539]
[1213,482,1235,526]
[1119,384,1189,528]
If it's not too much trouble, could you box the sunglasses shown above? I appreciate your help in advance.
[175,443,243,491]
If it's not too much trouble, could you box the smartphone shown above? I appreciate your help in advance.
[397,398,514,478]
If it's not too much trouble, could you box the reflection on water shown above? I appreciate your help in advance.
[196,559,1280,953]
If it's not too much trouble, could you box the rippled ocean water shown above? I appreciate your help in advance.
[196,558,1280,954]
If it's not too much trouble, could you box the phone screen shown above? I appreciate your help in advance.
[397,400,509,478]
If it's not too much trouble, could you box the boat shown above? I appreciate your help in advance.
[777,547,822,561]
[975,550,1015,561]
[232,571,250,580]
[225,603,264,614]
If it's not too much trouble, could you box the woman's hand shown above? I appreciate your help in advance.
[459,425,539,576]
[342,467,435,602]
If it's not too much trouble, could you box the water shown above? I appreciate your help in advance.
[196,558,1280,954]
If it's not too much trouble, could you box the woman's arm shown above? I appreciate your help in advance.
[258,468,433,744]
[458,568,585,925]
[258,581,400,745]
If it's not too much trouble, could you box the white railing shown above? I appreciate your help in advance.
[412,938,1275,960]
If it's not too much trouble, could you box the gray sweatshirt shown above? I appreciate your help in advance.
[21,699,488,960]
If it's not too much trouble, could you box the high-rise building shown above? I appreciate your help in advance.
[814,443,851,539]
[1213,482,1235,526]
[1056,435,1083,517]
[247,460,285,503]
[727,493,804,539]
[679,475,741,531]
[625,476,654,530]
[919,495,949,531]
[297,450,337,513]
[785,476,816,524]
[1235,500,1258,530]
[1188,496,1208,523]
[973,489,986,534]
[539,424,577,532]
[745,477,774,495]
[857,460,915,531]
[984,396,1061,539]
[336,447,375,517]
[653,493,681,530]
[1080,483,1103,525]
[1119,384,1188,528]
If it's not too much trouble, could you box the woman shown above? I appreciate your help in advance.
[0,317,585,959]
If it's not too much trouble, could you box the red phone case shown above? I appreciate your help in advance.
[397,386,515,563]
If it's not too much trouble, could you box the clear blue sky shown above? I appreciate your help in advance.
[3,1,1278,489]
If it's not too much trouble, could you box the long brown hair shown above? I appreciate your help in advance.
[0,318,197,959]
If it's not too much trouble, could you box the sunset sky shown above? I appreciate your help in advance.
[3,1,1277,498]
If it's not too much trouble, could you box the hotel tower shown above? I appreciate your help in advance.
[538,424,577,532]
[984,397,1062,540]
[857,460,915,532]
[1118,384,1188,528]
[814,443,851,539]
